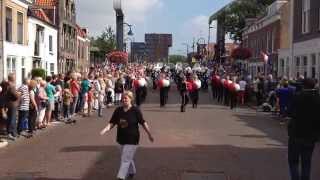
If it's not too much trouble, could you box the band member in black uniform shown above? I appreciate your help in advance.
[180,76,189,112]
[223,78,230,106]
[158,74,170,107]
[134,77,147,107]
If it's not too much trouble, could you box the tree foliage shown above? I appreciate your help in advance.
[31,68,46,79]
[218,0,276,42]
[91,26,116,57]
[169,55,187,64]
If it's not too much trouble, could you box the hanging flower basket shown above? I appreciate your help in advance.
[231,47,252,60]
[106,51,128,64]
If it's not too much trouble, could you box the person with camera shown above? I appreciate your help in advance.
[288,78,320,180]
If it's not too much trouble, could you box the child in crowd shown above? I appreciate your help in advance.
[63,84,74,123]
[87,86,94,117]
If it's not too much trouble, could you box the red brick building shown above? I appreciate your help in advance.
[242,1,288,77]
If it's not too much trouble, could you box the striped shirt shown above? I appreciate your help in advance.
[18,84,30,111]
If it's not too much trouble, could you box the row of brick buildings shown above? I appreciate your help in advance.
[211,0,320,80]
[0,0,90,85]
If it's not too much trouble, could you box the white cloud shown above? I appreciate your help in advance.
[124,0,163,23]
[180,15,217,45]
[76,0,163,37]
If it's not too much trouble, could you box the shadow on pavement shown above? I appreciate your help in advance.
[23,144,301,180]
[233,113,287,144]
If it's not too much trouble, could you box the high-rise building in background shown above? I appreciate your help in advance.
[145,34,172,62]
[131,42,147,62]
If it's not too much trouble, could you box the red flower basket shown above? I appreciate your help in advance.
[231,47,252,60]
[106,51,128,64]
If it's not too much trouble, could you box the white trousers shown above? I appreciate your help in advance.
[117,145,138,179]
[115,93,122,102]
[37,108,46,124]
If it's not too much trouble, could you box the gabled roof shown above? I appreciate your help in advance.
[29,8,53,25]
[34,0,57,8]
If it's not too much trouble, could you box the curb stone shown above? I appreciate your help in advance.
[0,139,8,148]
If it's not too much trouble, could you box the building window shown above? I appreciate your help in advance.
[271,28,276,52]
[266,31,270,53]
[303,56,308,77]
[279,59,285,76]
[6,56,16,76]
[311,54,316,78]
[17,12,24,44]
[49,35,53,52]
[5,7,12,42]
[50,63,55,75]
[302,0,310,34]
[21,57,26,80]
[22,57,25,67]
[286,57,290,77]
[319,8,320,30]
[296,57,300,78]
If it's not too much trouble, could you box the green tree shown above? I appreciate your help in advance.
[218,0,276,42]
[169,55,187,64]
[91,26,116,57]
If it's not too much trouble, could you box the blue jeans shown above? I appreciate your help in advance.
[71,95,78,115]
[6,107,17,136]
[17,110,29,134]
[98,101,102,117]
[78,93,86,112]
[288,138,315,180]
[63,104,70,119]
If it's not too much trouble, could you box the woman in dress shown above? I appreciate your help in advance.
[100,91,154,180]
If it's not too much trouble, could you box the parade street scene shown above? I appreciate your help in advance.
[0,0,320,180]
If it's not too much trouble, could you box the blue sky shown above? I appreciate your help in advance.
[76,0,234,55]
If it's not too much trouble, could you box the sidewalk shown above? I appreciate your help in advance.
[0,139,8,149]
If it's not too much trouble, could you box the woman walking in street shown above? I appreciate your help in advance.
[180,76,190,112]
[100,91,154,180]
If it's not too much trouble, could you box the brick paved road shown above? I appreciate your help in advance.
[0,88,319,180]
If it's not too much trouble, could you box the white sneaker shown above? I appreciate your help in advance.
[0,139,8,148]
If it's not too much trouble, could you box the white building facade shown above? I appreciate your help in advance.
[28,12,58,76]
[279,0,320,81]
[2,0,30,85]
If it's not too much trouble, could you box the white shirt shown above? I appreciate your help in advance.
[239,80,247,91]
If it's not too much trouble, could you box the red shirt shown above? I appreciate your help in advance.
[186,81,193,92]
[229,83,236,92]
[133,80,139,89]
[157,79,163,89]
[191,80,198,92]
[70,80,80,96]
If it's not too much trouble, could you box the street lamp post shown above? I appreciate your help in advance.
[114,0,124,51]
[113,0,134,51]
[124,37,134,62]
[123,22,134,36]
[207,25,215,61]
